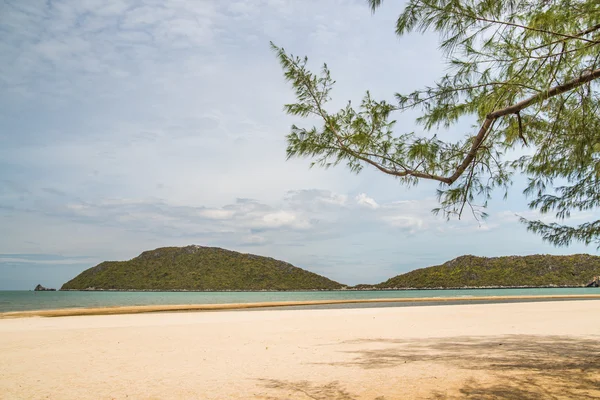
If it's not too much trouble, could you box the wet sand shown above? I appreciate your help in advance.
[1,300,599,399]
[2,293,600,319]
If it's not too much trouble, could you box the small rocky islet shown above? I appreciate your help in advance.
[34,284,56,291]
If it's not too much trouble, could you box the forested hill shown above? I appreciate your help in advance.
[377,254,600,289]
[61,249,600,291]
[61,245,342,291]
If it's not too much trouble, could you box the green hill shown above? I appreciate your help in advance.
[378,254,600,289]
[61,245,342,291]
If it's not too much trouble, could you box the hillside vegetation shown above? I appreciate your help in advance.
[61,246,342,291]
[378,254,600,289]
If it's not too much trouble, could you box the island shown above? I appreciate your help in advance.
[34,284,56,291]
[374,254,600,289]
[61,245,342,291]
[60,247,600,291]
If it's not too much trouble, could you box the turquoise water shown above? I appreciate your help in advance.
[1,288,598,312]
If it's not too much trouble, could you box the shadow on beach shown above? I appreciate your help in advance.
[259,334,600,399]
[258,379,386,400]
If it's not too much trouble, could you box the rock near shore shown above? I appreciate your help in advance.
[34,284,56,291]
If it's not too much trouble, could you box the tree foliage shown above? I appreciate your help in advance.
[272,0,600,247]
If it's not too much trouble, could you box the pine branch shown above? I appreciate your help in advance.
[447,67,600,184]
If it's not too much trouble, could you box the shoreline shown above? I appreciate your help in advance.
[56,284,596,291]
[3,293,600,319]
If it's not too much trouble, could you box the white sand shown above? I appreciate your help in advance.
[1,300,599,399]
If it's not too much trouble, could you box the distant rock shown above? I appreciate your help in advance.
[34,284,56,291]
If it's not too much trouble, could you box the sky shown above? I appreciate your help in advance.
[1,0,598,290]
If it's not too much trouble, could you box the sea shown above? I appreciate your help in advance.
[1,287,598,313]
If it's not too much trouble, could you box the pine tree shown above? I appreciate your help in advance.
[272,0,600,247]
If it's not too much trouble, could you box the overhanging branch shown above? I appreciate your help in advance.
[446,67,600,184]
[311,67,600,186]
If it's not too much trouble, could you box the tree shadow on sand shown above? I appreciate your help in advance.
[257,379,386,400]
[331,334,600,399]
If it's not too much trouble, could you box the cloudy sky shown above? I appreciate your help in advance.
[1,0,597,290]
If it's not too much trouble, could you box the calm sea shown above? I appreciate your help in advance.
[1,288,598,313]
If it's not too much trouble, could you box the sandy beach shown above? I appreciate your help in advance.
[1,300,599,399]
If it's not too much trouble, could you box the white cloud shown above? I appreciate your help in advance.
[66,203,89,211]
[356,193,380,209]
[320,193,348,206]
[386,215,423,232]
[260,211,310,229]
[496,208,597,226]
[197,209,236,220]
[285,190,348,209]
[0,257,96,265]
[241,234,267,245]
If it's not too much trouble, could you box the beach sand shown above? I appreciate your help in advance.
[1,300,599,399]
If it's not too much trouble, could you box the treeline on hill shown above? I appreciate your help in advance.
[61,246,342,291]
[375,254,600,289]
[61,247,600,291]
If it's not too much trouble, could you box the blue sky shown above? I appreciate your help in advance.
[1,0,597,290]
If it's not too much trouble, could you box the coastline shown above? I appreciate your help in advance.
[3,293,600,319]
[57,284,596,291]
